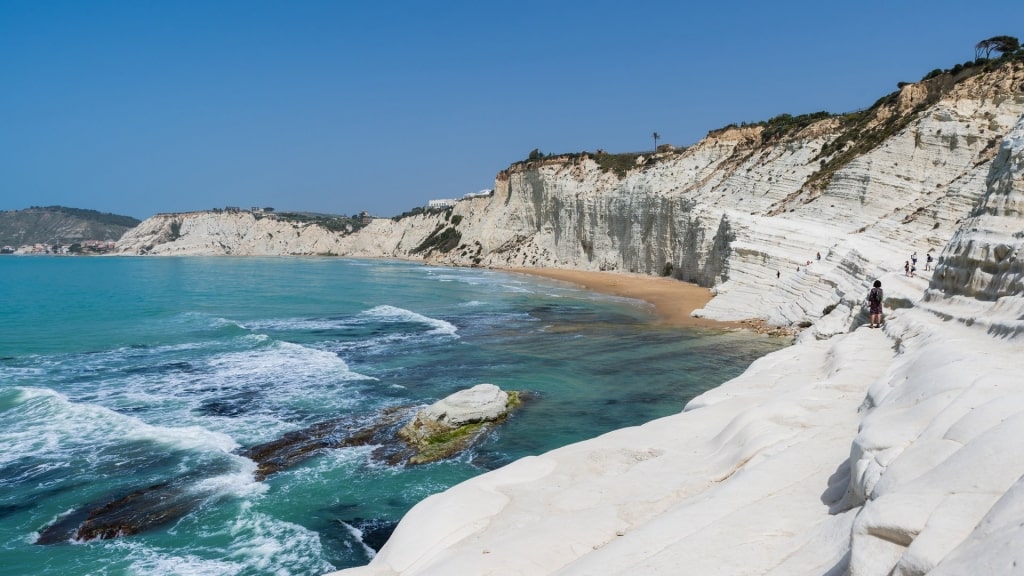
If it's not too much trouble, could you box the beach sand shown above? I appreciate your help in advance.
[509,268,741,329]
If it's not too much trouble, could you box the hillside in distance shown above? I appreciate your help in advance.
[0,206,141,247]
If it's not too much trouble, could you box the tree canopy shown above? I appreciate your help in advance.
[975,35,1020,59]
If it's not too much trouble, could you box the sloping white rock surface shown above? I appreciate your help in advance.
[329,75,1024,575]
[337,328,893,575]
[108,64,1024,575]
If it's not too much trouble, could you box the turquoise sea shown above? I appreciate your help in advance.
[0,256,786,575]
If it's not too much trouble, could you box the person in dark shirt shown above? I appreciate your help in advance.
[868,280,884,328]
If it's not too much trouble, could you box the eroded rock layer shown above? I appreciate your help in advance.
[111,63,1024,576]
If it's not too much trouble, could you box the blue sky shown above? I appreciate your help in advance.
[1,1,1021,219]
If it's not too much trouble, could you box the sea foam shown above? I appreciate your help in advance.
[362,305,458,337]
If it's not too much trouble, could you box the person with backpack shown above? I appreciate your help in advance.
[867,280,884,328]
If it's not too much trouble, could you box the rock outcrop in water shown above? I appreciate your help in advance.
[397,384,520,465]
[35,386,514,544]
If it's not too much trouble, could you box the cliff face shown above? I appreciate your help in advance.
[930,117,1024,305]
[117,65,1024,326]
[837,112,1024,576]
[116,211,352,256]
[331,74,1024,576]
[350,62,1024,328]
[116,64,1024,335]
[109,63,1024,576]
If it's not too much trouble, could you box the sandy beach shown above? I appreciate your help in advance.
[508,267,739,329]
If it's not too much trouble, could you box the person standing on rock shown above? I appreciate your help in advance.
[911,251,918,268]
[926,252,933,271]
[867,280,884,328]
[905,261,910,276]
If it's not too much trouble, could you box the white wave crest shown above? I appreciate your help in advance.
[114,540,247,576]
[238,317,346,331]
[189,456,267,499]
[2,387,240,466]
[223,503,334,573]
[339,520,378,560]
[108,487,333,575]
[499,283,534,293]
[362,305,458,337]
[206,339,371,384]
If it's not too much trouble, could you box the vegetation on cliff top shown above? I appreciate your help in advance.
[714,36,1023,143]
[264,211,369,234]
[511,146,684,178]
[712,37,1024,196]
[14,206,141,228]
[392,205,456,222]
[805,42,1024,192]
[503,37,1021,183]
[0,206,141,246]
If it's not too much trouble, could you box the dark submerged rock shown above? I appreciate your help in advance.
[35,386,520,544]
[344,517,399,552]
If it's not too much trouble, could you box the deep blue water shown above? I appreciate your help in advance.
[0,256,786,575]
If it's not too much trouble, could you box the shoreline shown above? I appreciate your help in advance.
[506,267,746,330]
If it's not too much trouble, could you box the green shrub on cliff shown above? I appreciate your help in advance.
[509,147,682,179]
[758,111,835,143]
[592,151,643,176]
[412,225,462,254]
[274,212,364,234]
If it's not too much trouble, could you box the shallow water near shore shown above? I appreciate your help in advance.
[0,256,787,575]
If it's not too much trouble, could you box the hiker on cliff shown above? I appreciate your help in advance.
[925,252,933,271]
[904,261,910,276]
[867,280,884,328]
[911,251,918,268]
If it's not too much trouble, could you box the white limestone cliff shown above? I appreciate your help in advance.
[118,67,1024,333]
[115,211,353,256]
[110,63,1024,575]
[324,65,1024,575]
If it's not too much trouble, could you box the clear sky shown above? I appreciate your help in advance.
[1,1,1021,220]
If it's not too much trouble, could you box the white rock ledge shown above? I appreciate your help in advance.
[329,111,1024,575]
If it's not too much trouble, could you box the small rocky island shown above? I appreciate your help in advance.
[398,383,521,465]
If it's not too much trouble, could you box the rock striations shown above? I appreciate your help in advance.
[115,63,1024,575]
[116,211,353,256]
[117,64,1024,332]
